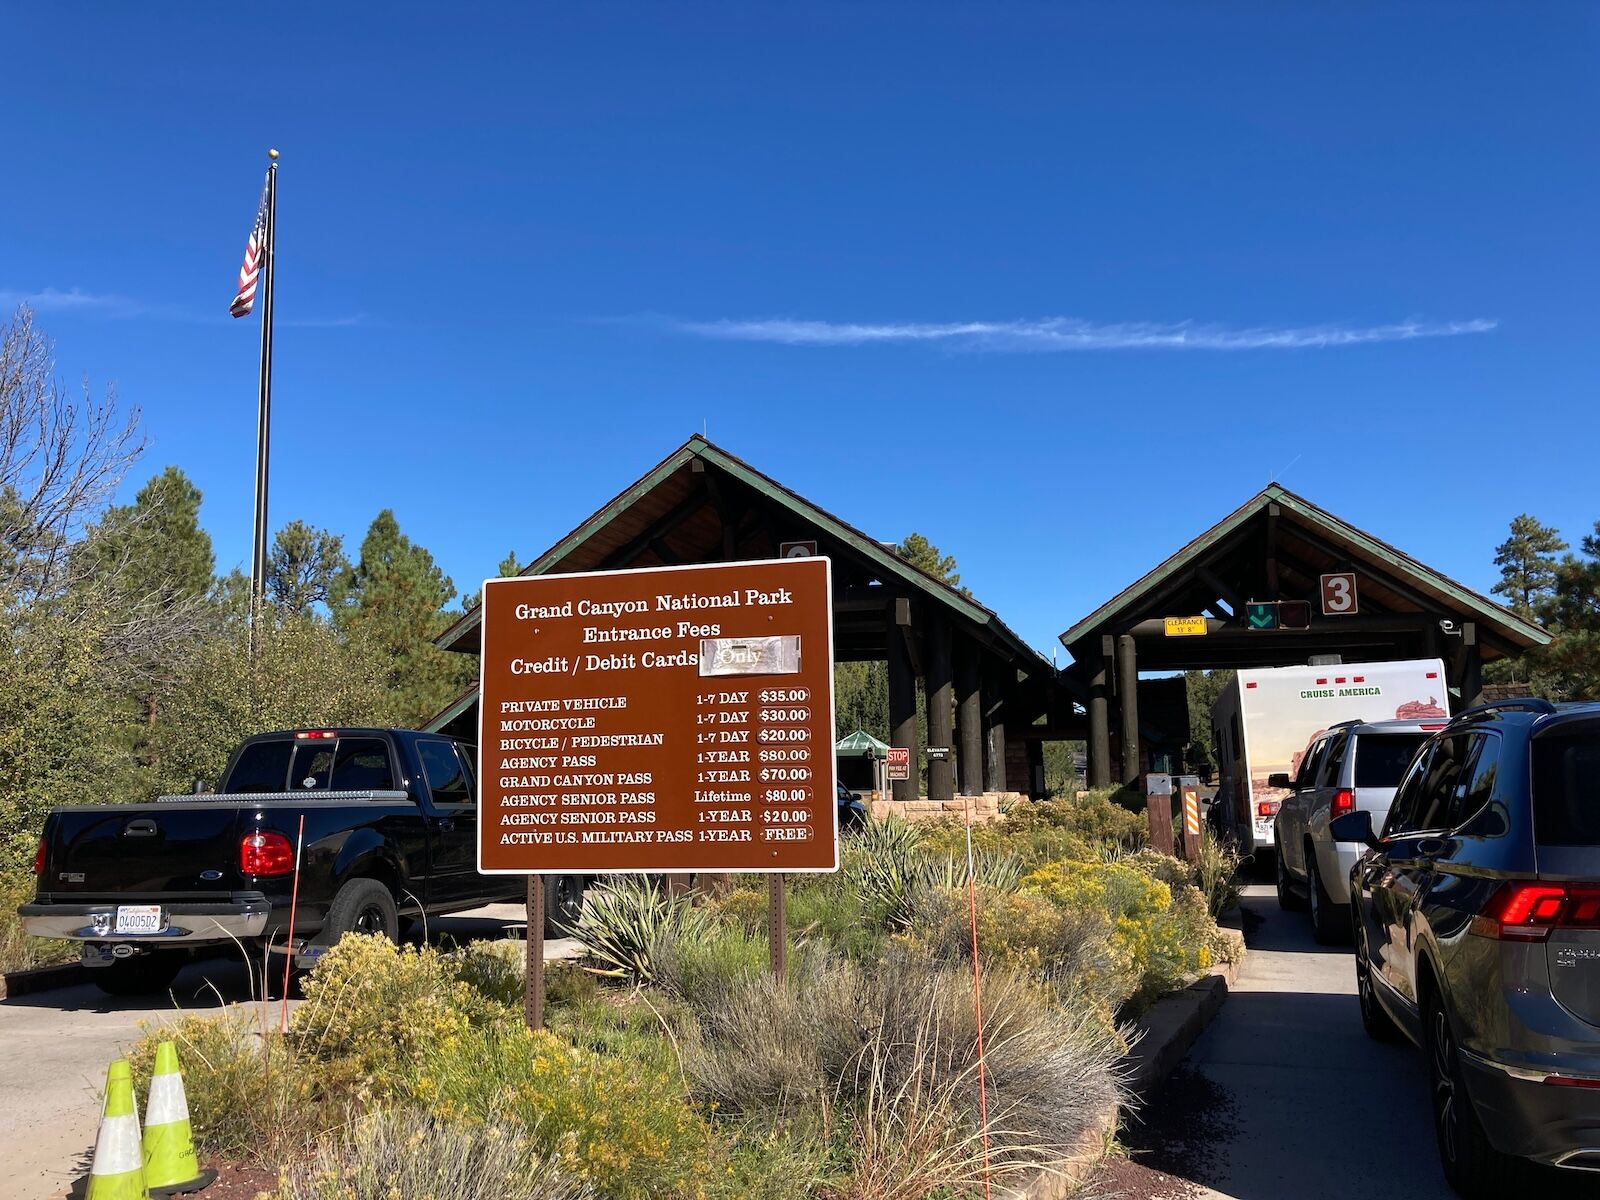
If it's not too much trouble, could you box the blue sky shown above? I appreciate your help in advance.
[4,4,1596,656]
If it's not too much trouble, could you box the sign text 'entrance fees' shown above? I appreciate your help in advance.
[477,559,838,874]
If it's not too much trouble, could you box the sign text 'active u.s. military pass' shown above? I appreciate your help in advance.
[477,558,838,874]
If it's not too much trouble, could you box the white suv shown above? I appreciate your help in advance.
[1272,717,1443,942]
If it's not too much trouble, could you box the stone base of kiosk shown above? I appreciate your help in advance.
[866,791,1021,824]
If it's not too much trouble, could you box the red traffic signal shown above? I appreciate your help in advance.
[1278,600,1312,629]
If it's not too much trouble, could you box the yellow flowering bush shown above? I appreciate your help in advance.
[1021,857,1212,1010]
[411,1023,721,1200]
[290,934,506,1094]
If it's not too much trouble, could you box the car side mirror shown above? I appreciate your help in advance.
[1329,809,1378,849]
[1267,772,1293,791]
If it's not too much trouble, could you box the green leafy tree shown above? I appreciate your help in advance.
[1184,669,1235,778]
[268,520,349,617]
[896,532,960,587]
[146,614,404,794]
[331,510,473,725]
[1492,514,1567,618]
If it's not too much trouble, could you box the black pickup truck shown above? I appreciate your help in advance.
[19,727,580,995]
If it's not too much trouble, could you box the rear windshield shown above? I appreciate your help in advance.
[225,740,292,793]
[225,737,395,794]
[1533,733,1600,846]
[1354,734,1428,788]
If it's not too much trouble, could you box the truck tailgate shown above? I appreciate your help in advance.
[40,803,248,899]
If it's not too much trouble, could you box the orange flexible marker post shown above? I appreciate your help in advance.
[279,814,305,1034]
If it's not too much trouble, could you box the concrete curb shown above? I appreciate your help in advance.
[0,961,85,1001]
[1122,910,1247,1100]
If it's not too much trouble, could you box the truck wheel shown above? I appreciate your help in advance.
[93,951,184,997]
[324,878,399,944]
[544,875,585,938]
[1305,844,1346,945]
[1275,847,1305,911]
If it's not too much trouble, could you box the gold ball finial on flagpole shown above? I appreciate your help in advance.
[268,148,280,160]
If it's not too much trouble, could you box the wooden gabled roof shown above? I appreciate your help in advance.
[1059,483,1548,663]
[436,434,1049,669]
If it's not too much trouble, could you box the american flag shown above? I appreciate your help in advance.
[229,178,269,318]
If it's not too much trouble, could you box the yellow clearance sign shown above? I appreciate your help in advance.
[1164,616,1208,637]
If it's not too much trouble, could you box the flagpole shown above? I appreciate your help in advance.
[249,148,278,654]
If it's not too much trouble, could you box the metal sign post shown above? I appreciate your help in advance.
[524,876,544,1030]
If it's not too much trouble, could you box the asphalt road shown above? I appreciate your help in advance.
[1115,883,1587,1200]
[0,904,577,1200]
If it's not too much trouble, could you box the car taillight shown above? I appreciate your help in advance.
[1471,881,1600,941]
[1330,789,1356,818]
[33,837,46,876]
[1258,800,1280,818]
[240,831,295,877]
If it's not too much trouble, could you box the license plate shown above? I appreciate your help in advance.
[114,905,164,934]
[1254,821,1273,839]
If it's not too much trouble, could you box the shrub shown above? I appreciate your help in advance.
[1005,791,1147,850]
[575,876,711,982]
[455,938,528,1008]
[653,920,769,1010]
[277,1108,591,1200]
[903,885,1133,1020]
[1194,834,1242,917]
[674,944,1122,1176]
[1022,858,1213,1010]
[0,867,74,973]
[290,934,505,1094]
[412,1022,721,1200]
[127,1014,322,1162]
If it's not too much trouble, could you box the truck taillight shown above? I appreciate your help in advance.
[1471,881,1600,941]
[33,837,46,876]
[1258,800,1280,818]
[1330,789,1356,818]
[240,831,295,877]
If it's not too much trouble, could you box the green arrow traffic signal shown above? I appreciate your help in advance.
[1245,602,1278,630]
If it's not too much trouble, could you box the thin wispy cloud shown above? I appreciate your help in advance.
[663,315,1499,352]
[0,286,152,318]
[0,286,370,330]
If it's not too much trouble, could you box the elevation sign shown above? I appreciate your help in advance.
[477,558,838,874]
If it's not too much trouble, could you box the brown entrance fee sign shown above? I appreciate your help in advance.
[477,558,838,873]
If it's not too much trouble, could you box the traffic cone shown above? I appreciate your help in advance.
[141,1040,215,1196]
[85,1058,146,1200]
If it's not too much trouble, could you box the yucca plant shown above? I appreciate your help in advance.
[574,875,711,983]
[843,818,926,929]
[918,848,1025,896]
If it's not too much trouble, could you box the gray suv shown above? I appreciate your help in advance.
[1334,698,1600,1195]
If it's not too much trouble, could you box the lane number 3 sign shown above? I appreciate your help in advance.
[1320,572,1358,616]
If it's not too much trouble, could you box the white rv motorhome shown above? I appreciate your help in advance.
[1209,658,1449,854]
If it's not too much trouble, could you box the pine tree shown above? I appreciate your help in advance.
[1492,514,1567,617]
[268,520,349,617]
[81,466,215,610]
[896,532,961,587]
[331,510,473,725]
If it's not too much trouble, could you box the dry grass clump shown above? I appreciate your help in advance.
[276,1107,591,1200]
